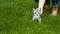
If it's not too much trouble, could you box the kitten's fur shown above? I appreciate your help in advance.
[32,8,41,22]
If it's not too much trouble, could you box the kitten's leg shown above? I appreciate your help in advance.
[32,16,35,21]
[38,0,46,15]
[38,17,41,22]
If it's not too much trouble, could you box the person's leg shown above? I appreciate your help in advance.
[38,0,46,15]
[51,0,59,16]
[44,0,50,8]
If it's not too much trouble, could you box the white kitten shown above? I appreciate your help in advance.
[32,8,41,22]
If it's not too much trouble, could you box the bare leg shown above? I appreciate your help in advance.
[51,7,58,16]
[38,0,46,15]
[51,0,58,16]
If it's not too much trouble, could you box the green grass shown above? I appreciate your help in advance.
[0,0,60,34]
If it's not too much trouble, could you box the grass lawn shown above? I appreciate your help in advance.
[0,0,60,34]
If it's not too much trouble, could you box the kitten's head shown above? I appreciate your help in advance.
[33,8,41,15]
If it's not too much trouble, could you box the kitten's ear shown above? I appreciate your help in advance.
[38,8,41,11]
[32,8,35,11]
[38,9,41,12]
[32,8,35,13]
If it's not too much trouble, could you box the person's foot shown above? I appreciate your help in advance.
[39,8,43,15]
[51,7,58,16]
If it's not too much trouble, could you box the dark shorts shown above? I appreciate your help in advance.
[52,0,59,7]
